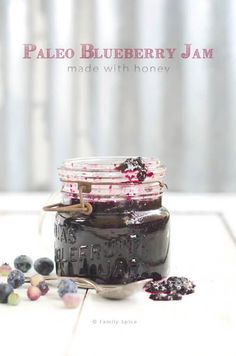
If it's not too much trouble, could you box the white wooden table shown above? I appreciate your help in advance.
[0,193,236,356]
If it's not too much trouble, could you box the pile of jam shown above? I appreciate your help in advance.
[115,157,149,182]
[145,276,196,301]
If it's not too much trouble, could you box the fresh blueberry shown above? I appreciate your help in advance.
[7,270,25,288]
[14,255,33,273]
[58,279,77,298]
[0,283,14,303]
[37,281,49,296]
[34,258,54,276]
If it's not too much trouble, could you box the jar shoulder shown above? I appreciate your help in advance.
[55,205,170,227]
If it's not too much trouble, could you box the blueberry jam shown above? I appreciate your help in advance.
[145,276,196,301]
[54,198,170,284]
[50,156,169,285]
[116,157,148,182]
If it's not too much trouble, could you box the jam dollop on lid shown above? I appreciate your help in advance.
[115,156,152,182]
[58,156,166,202]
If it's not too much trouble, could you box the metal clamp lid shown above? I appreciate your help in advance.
[43,181,93,215]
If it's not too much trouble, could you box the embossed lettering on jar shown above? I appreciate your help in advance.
[51,157,170,284]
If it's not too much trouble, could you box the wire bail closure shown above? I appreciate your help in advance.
[43,181,93,215]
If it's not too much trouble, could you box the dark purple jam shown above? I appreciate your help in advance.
[115,156,152,182]
[54,198,170,284]
[145,276,196,301]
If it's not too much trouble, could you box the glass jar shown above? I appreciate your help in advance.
[44,156,170,284]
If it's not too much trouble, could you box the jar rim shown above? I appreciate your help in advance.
[58,156,167,202]
[58,156,166,184]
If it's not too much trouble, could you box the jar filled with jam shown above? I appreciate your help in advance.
[44,157,170,284]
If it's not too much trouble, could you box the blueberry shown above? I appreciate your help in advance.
[38,281,49,296]
[7,270,25,288]
[14,255,33,273]
[0,283,14,303]
[58,279,77,298]
[34,258,54,276]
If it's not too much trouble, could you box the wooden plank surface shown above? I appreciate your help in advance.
[69,214,236,356]
[0,194,236,356]
[0,212,87,356]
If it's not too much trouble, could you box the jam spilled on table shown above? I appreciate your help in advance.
[54,157,169,284]
[145,276,196,301]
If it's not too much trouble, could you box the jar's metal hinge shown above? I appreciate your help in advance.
[43,181,93,215]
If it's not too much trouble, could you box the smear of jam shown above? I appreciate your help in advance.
[116,157,151,182]
[145,276,196,301]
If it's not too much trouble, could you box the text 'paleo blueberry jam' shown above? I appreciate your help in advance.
[46,157,170,284]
